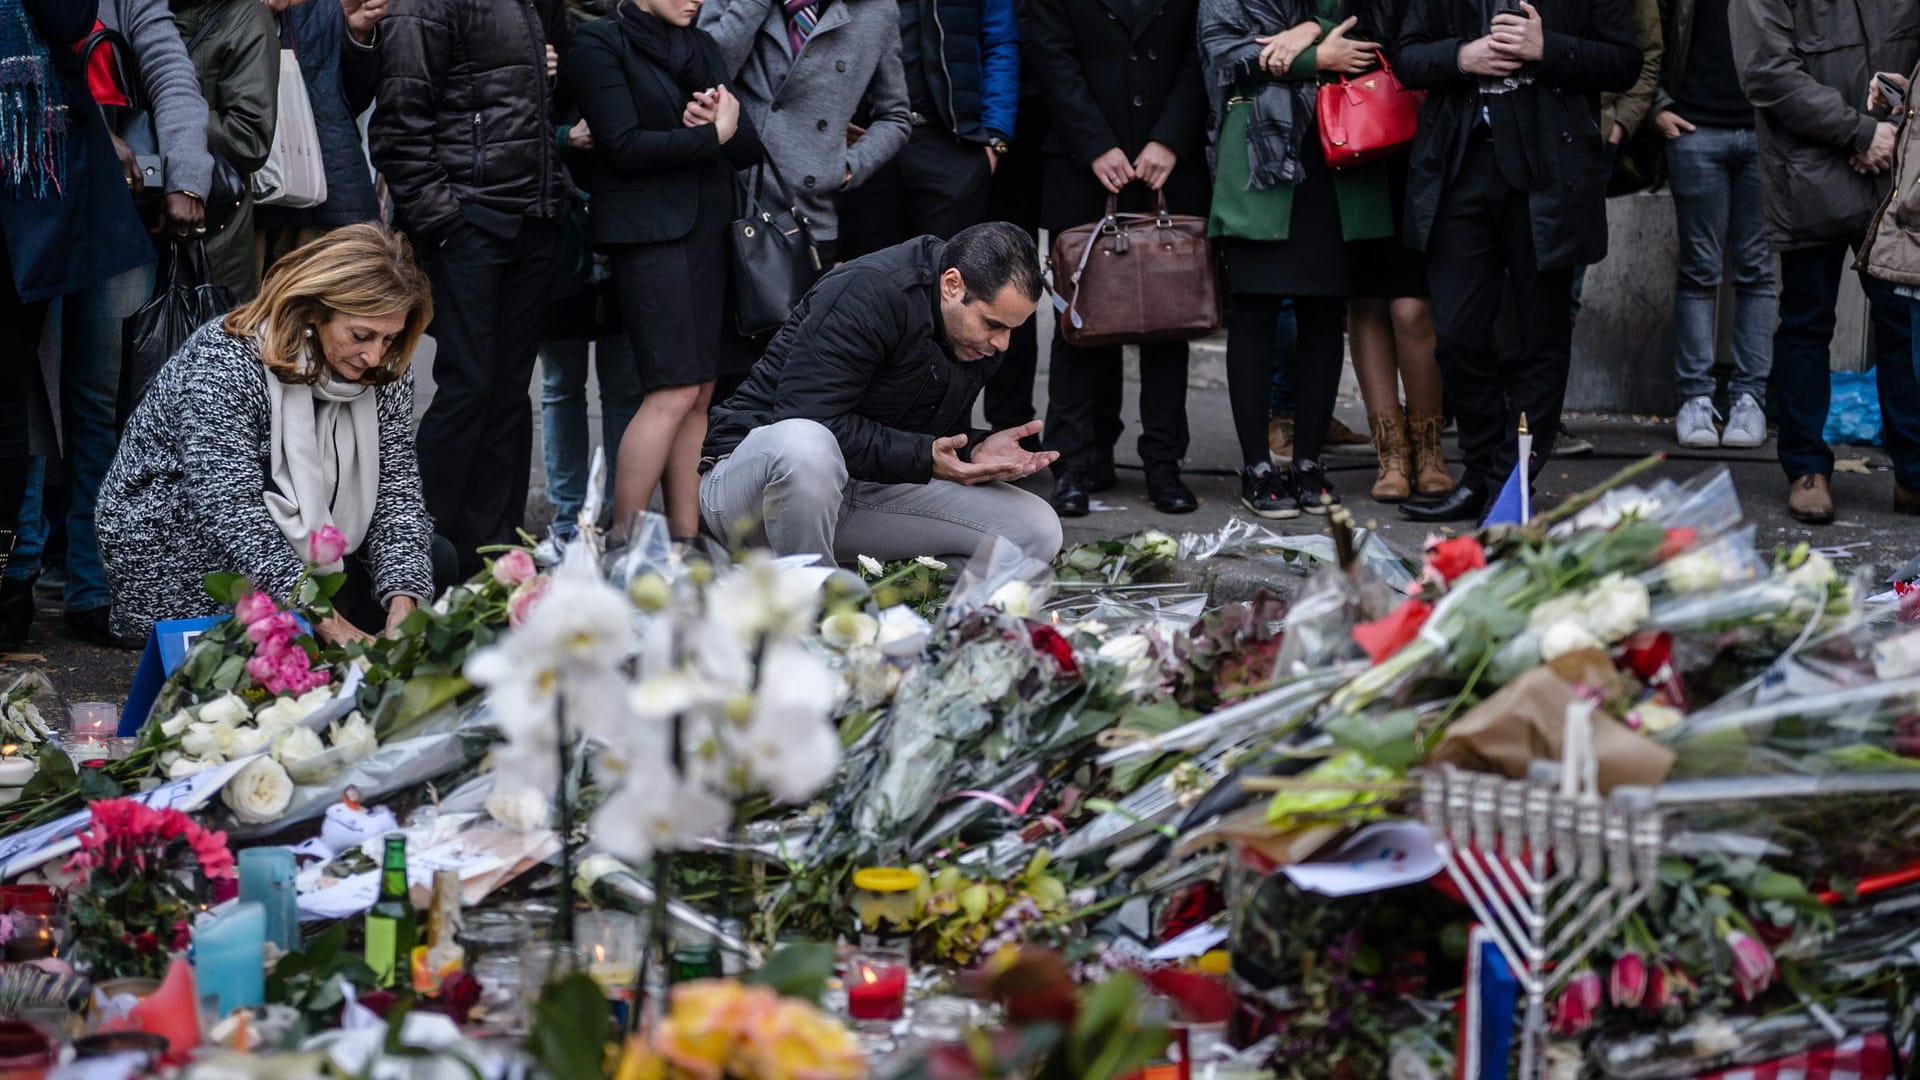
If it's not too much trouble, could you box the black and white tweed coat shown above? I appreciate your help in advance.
[98,322,436,640]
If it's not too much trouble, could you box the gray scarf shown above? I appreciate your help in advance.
[262,359,378,573]
[1197,0,1319,191]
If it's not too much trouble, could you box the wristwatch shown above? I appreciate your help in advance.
[988,137,1012,155]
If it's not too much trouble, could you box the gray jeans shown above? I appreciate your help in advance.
[1667,125,1776,403]
[698,419,1064,565]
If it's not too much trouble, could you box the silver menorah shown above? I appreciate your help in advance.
[1417,763,1664,1080]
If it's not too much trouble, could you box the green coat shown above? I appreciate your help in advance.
[1209,2,1395,243]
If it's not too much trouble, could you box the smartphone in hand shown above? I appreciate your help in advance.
[1875,71,1907,111]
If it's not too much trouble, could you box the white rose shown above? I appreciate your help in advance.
[857,555,885,578]
[328,713,378,765]
[181,721,232,760]
[1662,549,1724,594]
[988,581,1033,618]
[272,725,327,771]
[1097,634,1151,663]
[168,756,217,780]
[1628,703,1684,735]
[1786,551,1836,593]
[914,556,948,571]
[818,610,879,651]
[1584,574,1650,643]
[160,710,194,738]
[1137,529,1178,560]
[1539,620,1603,661]
[294,686,335,715]
[252,696,307,732]
[222,756,295,825]
[1527,592,1588,631]
[197,693,251,728]
[485,786,551,833]
[874,606,931,657]
[228,725,272,757]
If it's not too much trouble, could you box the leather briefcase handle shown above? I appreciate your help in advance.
[1066,182,1176,330]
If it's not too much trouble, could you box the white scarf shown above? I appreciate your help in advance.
[262,360,379,572]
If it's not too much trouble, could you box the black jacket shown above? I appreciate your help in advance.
[369,0,570,246]
[565,17,763,246]
[1024,0,1210,231]
[1396,0,1640,270]
[704,236,995,485]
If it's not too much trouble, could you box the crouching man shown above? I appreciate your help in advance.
[699,222,1063,565]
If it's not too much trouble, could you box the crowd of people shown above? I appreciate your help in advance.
[1,0,1919,652]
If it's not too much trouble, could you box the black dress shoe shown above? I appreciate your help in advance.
[1399,483,1489,523]
[1145,466,1198,514]
[64,605,140,650]
[0,576,33,650]
[1085,459,1118,494]
[1051,469,1091,518]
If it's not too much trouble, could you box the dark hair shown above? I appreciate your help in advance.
[943,222,1044,304]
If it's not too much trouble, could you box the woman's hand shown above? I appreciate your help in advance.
[712,86,741,143]
[1255,21,1321,76]
[1090,147,1135,193]
[567,119,593,150]
[1132,141,1177,191]
[384,596,417,636]
[317,612,375,647]
[1315,16,1380,75]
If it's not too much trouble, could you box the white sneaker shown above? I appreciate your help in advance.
[1676,396,1721,449]
[1721,393,1768,449]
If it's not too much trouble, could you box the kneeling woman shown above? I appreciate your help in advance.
[99,224,450,645]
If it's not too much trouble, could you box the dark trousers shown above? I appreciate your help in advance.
[1044,328,1190,471]
[417,218,562,575]
[0,240,46,563]
[1228,294,1342,466]
[1774,242,1920,489]
[338,535,461,632]
[1427,141,1575,490]
[839,126,994,259]
[982,101,1049,434]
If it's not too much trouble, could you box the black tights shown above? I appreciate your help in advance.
[1226,293,1348,468]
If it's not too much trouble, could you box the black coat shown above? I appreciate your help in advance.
[566,18,762,246]
[1395,0,1640,270]
[704,237,996,485]
[1024,0,1211,231]
[1,0,153,304]
[369,0,571,246]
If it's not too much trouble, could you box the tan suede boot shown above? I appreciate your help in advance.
[1408,413,1455,496]
[1267,416,1294,462]
[1368,410,1412,502]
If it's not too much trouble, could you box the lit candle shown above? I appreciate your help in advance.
[68,702,118,739]
[845,954,907,1023]
[0,746,35,788]
[575,912,640,1000]
[193,903,266,1019]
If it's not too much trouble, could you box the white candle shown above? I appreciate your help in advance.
[0,788,22,807]
[0,748,36,787]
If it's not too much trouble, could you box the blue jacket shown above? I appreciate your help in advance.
[2,0,154,303]
[910,0,1020,143]
[261,1,380,228]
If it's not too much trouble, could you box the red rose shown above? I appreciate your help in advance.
[1352,598,1433,664]
[1423,536,1487,583]
[1028,624,1080,679]
[171,920,192,953]
[133,932,159,954]
[1656,527,1699,562]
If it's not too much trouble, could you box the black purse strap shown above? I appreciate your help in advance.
[76,26,144,114]
[739,150,804,222]
[185,4,229,55]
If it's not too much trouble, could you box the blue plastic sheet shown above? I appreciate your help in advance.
[1823,371,1882,446]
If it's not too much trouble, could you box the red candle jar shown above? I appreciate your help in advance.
[844,949,907,1023]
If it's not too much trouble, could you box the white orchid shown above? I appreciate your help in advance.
[705,552,823,643]
[485,786,552,833]
[590,771,732,864]
[730,640,843,804]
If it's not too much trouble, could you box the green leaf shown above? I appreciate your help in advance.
[1744,868,1815,904]
[20,747,77,802]
[212,654,248,692]
[77,768,123,801]
[204,572,249,605]
[526,973,613,1080]
[1325,709,1424,771]
[313,572,348,603]
[747,942,837,1004]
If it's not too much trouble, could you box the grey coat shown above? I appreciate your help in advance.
[699,0,912,241]
[103,0,215,200]
[1730,0,1920,251]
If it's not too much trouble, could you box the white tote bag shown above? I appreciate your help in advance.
[255,48,328,209]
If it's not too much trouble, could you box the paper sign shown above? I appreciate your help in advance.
[1146,922,1230,962]
[0,755,262,879]
[1281,821,1442,897]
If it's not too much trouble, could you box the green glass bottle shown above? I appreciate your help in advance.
[364,835,417,988]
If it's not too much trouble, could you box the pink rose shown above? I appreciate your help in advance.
[247,654,279,684]
[234,590,277,627]
[507,575,550,627]
[308,525,349,567]
[247,611,298,648]
[492,549,537,588]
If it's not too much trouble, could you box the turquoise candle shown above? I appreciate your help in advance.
[237,848,299,952]
[194,902,266,1018]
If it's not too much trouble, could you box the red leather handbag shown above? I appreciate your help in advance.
[1317,57,1426,169]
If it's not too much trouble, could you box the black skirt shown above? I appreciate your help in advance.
[1218,141,1352,298]
[1347,155,1428,300]
[608,167,735,390]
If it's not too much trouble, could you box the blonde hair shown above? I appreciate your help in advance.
[224,223,435,386]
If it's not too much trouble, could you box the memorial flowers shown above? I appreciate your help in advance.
[64,799,236,980]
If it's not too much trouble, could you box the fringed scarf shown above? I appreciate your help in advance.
[0,0,67,198]
[1196,0,1318,191]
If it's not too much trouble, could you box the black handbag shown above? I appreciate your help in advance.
[78,23,246,234]
[728,155,821,336]
[122,241,236,417]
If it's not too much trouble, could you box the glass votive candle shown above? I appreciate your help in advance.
[519,942,587,999]
[68,702,118,739]
[64,737,110,769]
[459,910,531,968]
[512,900,560,942]
[844,946,908,1026]
[575,911,641,1000]
[4,912,57,963]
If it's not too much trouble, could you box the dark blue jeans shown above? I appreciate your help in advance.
[1774,244,1920,489]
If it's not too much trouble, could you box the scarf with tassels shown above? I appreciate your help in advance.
[0,0,68,198]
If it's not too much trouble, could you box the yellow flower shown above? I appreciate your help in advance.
[654,980,779,1078]
[614,1036,669,1080]
[736,1000,868,1080]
